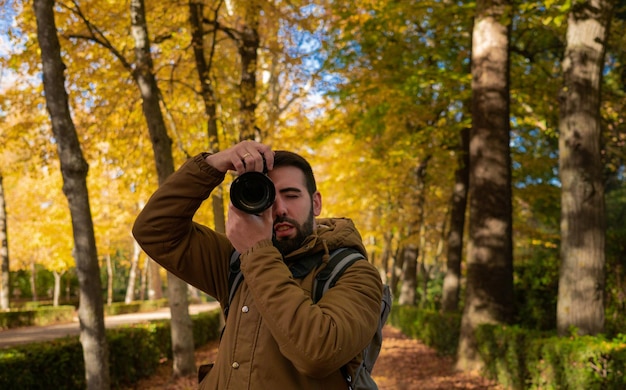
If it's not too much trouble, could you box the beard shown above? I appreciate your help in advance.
[272,208,315,256]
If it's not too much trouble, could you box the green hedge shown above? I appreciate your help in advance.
[0,309,222,389]
[0,305,76,329]
[104,299,170,316]
[476,325,626,390]
[389,305,461,356]
[390,305,626,389]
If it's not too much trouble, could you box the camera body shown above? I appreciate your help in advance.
[230,171,276,214]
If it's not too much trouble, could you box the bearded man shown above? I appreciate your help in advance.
[132,140,383,389]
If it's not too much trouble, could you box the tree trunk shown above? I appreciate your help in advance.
[140,255,149,301]
[557,0,613,336]
[30,259,38,302]
[418,259,429,309]
[188,284,201,301]
[398,156,431,306]
[189,0,226,233]
[33,1,110,388]
[148,259,163,300]
[169,273,196,373]
[457,0,514,372]
[380,232,394,284]
[106,253,113,305]
[398,244,418,305]
[130,0,195,376]
[0,175,9,310]
[238,1,260,141]
[52,270,62,307]
[390,246,403,297]
[126,234,142,304]
[65,272,71,302]
[442,127,470,313]
[189,0,220,153]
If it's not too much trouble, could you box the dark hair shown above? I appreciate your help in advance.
[273,150,317,195]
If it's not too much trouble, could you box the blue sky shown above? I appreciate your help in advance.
[0,0,21,93]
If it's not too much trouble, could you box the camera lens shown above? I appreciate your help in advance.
[230,172,276,214]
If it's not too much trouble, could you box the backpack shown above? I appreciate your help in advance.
[225,247,392,390]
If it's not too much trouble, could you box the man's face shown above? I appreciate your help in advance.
[268,166,322,255]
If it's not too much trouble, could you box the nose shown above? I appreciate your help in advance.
[272,195,287,217]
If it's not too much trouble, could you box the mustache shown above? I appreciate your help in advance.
[273,215,299,227]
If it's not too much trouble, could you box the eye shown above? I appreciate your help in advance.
[278,188,303,199]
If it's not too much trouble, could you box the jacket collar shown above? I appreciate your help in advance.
[288,252,324,279]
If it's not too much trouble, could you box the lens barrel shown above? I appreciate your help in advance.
[230,172,276,214]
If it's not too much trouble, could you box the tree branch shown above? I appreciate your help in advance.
[59,0,133,72]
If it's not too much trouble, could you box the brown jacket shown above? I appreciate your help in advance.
[132,154,383,389]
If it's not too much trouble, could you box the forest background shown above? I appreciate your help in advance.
[0,0,625,379]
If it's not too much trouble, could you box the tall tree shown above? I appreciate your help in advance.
[238,0,261,140]
[398,155,431,305]
[55,0,167,304]
[398,244,418,305]
[33,0,110,388]
[0,174,9,310]
[189,0,226,233]
[125,204,144,303]
[457,0,514,372]
[189,0,221,153]
[442,127,470,313]
[52,270,64,306]
[557,0,615,336]
[129,0,196,376]
[25,1,198,372]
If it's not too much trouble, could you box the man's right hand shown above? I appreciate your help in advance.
[205,141,274,175]
[226,201,274,254]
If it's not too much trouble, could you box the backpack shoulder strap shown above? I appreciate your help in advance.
[313,247,365,303]
[224,250,243,319]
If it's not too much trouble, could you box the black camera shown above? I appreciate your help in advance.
[230,171,276,214]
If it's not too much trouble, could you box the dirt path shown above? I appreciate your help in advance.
[127,325,502,389]
[373,326,501,389]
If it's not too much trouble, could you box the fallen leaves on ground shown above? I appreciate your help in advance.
[125,325,502,389]
[372,326,502,390]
